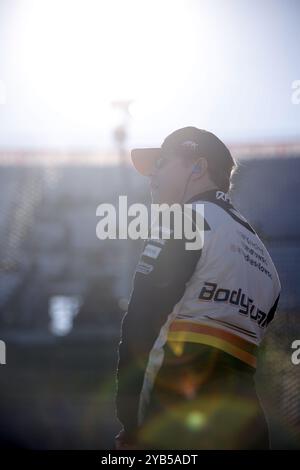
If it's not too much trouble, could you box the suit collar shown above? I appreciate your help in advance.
[185,189,233,206]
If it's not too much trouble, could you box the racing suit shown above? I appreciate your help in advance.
[115,189,281,449]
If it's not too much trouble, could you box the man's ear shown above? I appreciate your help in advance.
[191,157,208,179]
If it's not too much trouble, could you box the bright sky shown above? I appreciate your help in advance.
[0,0,299,150]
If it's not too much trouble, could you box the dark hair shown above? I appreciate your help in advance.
[208,150,237,193]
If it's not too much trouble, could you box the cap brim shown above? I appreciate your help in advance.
[131,148,161,176]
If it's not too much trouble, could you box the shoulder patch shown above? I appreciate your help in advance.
[142,243,162,259]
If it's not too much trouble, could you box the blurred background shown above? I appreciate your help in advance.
[0,0,299,449]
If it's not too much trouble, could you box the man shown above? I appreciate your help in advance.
[114,126,281,450]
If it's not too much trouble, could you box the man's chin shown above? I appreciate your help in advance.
[151,191,162,204]
[152,195,167,205]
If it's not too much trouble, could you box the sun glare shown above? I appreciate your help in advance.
[12,0,200,128]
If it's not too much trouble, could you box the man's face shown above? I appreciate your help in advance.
[149,153,193,204]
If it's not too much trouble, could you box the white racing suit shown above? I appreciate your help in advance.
[115,189,281,449]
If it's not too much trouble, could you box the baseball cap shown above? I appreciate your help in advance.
[131,126,233,178]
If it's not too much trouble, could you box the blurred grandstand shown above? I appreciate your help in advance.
[0,143,299,448]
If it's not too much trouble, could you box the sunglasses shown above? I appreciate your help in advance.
[154,154,175,171]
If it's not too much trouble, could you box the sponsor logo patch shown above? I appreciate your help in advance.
[142,244,162,259]
[136,261,154,275]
